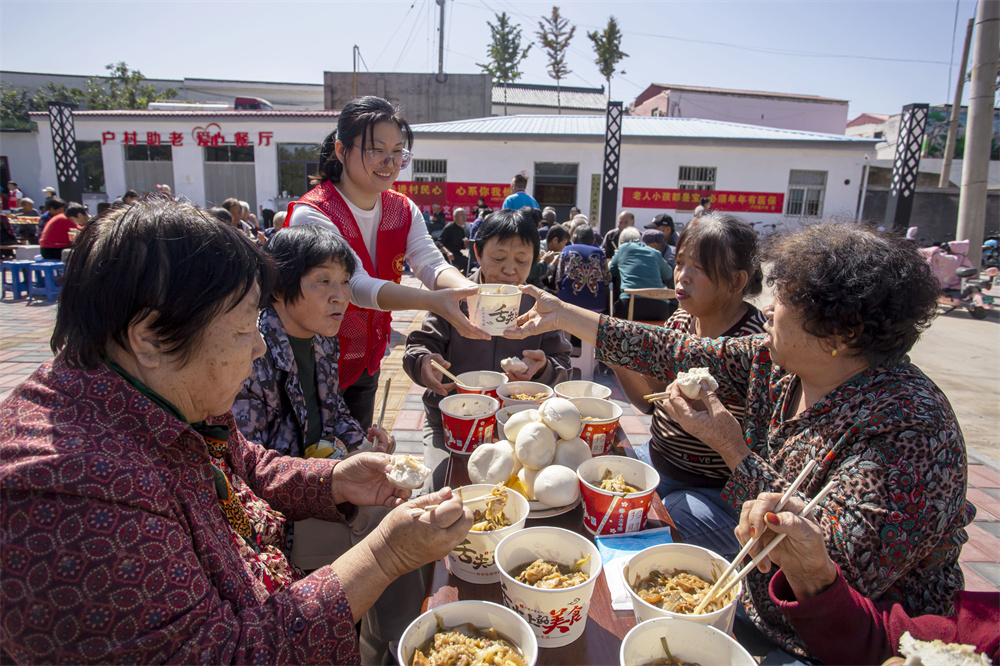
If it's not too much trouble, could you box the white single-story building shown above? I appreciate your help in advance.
[10,110,875,229]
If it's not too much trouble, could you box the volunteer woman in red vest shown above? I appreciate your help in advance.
[287,96,485,428]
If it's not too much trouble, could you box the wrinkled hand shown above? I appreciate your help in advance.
[735,494,838,599]
[506,349,547,381]
[541,250,558,265]
[427,286,490,341]
[420,353,456,397]
[366,425,396,454]
[658,383,749,469]
[331,452,410,508]
[504,285,567,339]
[365,487,474,580]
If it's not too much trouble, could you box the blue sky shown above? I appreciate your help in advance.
[0,0,983,117]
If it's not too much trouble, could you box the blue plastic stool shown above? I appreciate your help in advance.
[1,260,33,300]
[28,261,64,302]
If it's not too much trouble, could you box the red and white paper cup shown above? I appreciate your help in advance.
[569,397,622,456]
[577,456,659,535]
[456,370,509,400]
[440,394,499,455]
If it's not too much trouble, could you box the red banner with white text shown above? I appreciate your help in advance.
[622,188,784,214]
[393,181,512,220]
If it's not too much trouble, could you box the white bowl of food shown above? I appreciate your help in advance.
[497,381,554,408]
[622,543,741,634]
[619,617,756,666]
[553,380,613,401]
[398,600,538,666]
[447,484,530,584]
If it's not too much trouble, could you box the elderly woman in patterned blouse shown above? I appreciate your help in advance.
[505,222,972,659]
[0,198,473,665]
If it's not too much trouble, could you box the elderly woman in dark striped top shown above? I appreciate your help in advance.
[614,213,766,558]
[505,222,971,659]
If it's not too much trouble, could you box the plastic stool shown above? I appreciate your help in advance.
[28,261,64,302]
[1,260,33,299]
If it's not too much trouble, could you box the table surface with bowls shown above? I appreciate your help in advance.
[423,427,687,666]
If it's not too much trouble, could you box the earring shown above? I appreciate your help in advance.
[831,349,838,357]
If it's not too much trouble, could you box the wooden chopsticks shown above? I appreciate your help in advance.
[429,359,477,390]
[407,491,494,517]
[692,459,819,615]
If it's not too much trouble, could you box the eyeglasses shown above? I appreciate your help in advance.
[359,147,413,170]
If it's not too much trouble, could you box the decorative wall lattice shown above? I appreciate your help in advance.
[48,102,83,204]
[599,101,623,236]
[884,103,928,232]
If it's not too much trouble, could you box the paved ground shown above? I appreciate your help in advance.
[1,275,997,592]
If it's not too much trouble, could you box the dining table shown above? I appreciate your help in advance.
[421,426,681,666]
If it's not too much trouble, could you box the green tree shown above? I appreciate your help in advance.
[1,85,34,130]
[537,6,576,114]
[587,16,628,100]
[478,12,532,116]
[84,62,176,110]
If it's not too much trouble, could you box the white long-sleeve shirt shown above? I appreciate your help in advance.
[288,187,452,310]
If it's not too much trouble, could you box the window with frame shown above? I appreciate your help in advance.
[204,145,255,163]
[412,159,446,182]
[77,141,105,193]
[678,166,716,190]
[277,143,320,198]
[785,170,827,217]
[124,145,173,161]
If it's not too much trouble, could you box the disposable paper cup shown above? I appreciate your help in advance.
[622,543,741,634]
[554,380,613,401]
[398,600,538,666]
[569,397,622,456]
[469,283,522,335]
[577,456,660,535]
[496,404,537,440]
[495,527,602,648]
[456,370,509,400]
[619,617,756,666]
[440,394,499,455]
[497,381,554,408]
[447,484,530,583]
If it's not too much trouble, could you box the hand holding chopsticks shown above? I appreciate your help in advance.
[429,359,477,391]
[407,490,494,517]
[692,460,834,614]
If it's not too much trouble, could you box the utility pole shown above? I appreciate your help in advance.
[437,0,446,75]
[353,45,360,98]
[939,19,974,188]
[956,0,1000,268]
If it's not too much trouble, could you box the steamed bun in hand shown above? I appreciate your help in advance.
[501,356,529,374]
[539,397,583,440]
[675,367,719,400]
[386,455,431,490]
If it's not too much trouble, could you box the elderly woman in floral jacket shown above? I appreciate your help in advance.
[232,225,419,665]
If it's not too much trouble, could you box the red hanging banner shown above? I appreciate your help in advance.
[622,187,784,214]
[393,181,512,220]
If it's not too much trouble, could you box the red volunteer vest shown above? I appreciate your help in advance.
[288,182,410,388]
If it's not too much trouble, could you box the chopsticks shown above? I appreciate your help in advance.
[407,491,495,517]
[692,459,818,615]
[376,373,393,431]
[707,480,837,605]
[429,359,477,390]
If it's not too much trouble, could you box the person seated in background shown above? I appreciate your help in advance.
[38,201,87,259]
[403,208,571,490]
[0,197,472,664]
[645,212,678,267]
[112,189,138,207]
[738,492,998,664]
[613,213,766,556]
[427,203,447,235]
[206,206,233,225]
[37,196,63,233]
[539,206,556,240]
[13,197,39,244]
[17,197,38,218]
[602,209,635,261]
[233,225,423,664]
[1,214,20,257]
[608,225,674,321]
[554,223,611,312]
[693,196,712,218]
[529,224,570,293]
[268,211,286,237]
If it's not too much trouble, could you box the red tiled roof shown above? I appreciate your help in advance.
[847,113,890,128]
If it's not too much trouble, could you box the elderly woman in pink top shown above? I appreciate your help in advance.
[0,197,472,665]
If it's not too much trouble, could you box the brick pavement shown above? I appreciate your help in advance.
[2,277,998,593]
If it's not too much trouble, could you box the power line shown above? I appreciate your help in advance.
[946,0,961,101]
[373,0,419,69]
[393,0,428,73]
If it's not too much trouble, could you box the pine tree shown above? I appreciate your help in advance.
[587,16,628,100]
[477,12,532,116]
[537,6,576,114]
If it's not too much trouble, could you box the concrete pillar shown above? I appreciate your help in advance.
[956,0,1000,268]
